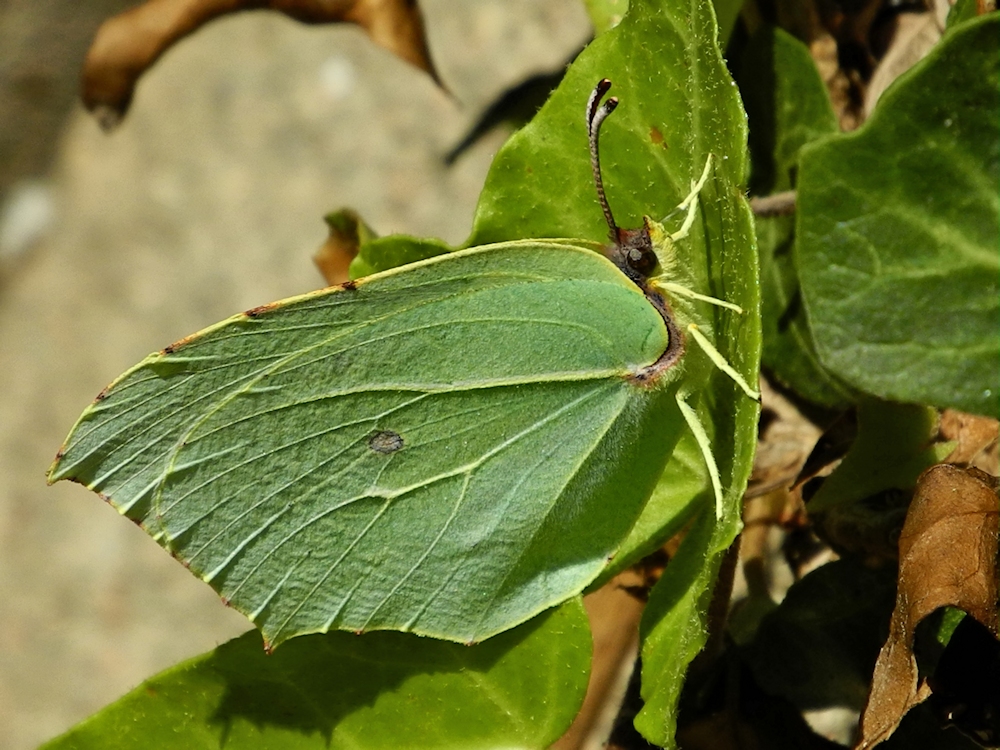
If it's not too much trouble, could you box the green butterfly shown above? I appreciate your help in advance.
[49,80,757,650]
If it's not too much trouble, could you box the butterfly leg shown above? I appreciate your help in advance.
[675,391,725,519]
[670,155,714,244]
[687,324,760,401]
[656,281,743,314]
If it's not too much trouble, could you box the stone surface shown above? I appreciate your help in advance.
[0,2,591,747]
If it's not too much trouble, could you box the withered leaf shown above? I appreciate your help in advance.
[863,12,941,117]
[793,408,858,491]
[856,464,1000,750]
[747,378,822,500]
[312,208,376,286]
[83,0,441,129]
[939,409,1000,474]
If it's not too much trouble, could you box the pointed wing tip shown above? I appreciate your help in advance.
[46,454,92,488]
[46,448,67,485]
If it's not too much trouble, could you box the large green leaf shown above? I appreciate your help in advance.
[743,558,897,711]
[807,399,953,513]
[468,11,749,251]
[737,25,853,407]
[50,243,691,648]
[42,599,591,750]
[796,14,999,417]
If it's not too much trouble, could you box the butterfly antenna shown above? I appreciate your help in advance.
[587,79,619,241]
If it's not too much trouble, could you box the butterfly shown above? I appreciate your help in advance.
[49,80,756,650]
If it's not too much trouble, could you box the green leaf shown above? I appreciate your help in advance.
[634,491,742,746]
[349,234,451,280]
[807,398,953,513]
[583,0,630,33]
[797,14,1000,417]
[635,512,717,746]
[633,199,756,744]
[945,0,980,30]
[42,599,591,750]
[737,25,852,407]
[743,558,897,711]
[468,11,749,250]
[50,243,693,648]
[583,0,742,42]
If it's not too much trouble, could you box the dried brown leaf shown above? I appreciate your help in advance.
[749,378,823,499]
[863,12,941,117]
[83,0,440,129]
[939,409,1000,474]
[552,572,644,750]
[312,208,375,286]
[855,464,1000,749]
[793,408,858,490]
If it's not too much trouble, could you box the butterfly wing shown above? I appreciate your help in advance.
[50,242,684,647]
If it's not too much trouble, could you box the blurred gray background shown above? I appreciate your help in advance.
[0,2,592,746]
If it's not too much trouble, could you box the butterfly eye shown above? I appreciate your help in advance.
[626,247,656,276]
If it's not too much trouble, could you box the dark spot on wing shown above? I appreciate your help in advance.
[368,430,404,454]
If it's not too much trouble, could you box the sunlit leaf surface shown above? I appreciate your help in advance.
[42,600,591,750]
[797,14,999,417]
